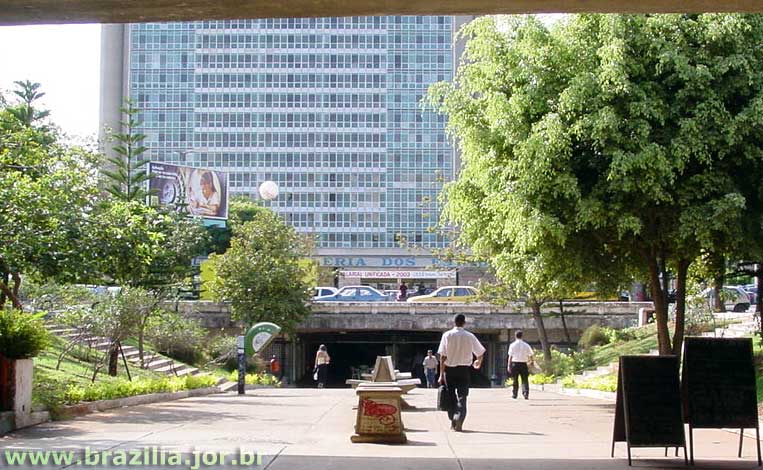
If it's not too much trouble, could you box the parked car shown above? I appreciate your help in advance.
[314,285,391,302]
[313,287,338,300]
[742,285,758,306]
[701,286,751,312]
[407,286,479,303]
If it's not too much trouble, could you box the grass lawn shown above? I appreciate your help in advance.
[33,336,220,415]
[35,335,165,388]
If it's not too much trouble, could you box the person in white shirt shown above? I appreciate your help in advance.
[422,350,439,388]
[437,314,486,431]
[508,330,534,399]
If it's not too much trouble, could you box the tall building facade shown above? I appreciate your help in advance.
[100,16,474,289]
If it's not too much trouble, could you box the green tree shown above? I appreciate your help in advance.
[428,14,763,356]
[208,207,315,333]
[0,82,100,309]
[102,101,152,202]
[204,195,272,255]
[83,200,208,367]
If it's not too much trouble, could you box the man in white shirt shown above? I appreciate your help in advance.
[508,330,534,400]
[422,349,439,388]
[438,314,486,431]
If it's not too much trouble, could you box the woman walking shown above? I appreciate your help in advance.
[314,344,330,388]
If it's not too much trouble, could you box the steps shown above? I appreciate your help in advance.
[45,323,200,377]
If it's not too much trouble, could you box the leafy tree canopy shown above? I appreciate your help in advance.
[428,14,763,355]
[0,81,101,308]
[208,207,315,333]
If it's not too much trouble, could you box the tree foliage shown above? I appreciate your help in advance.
[428,14,763,355]
[0,81,100,308]
[208,207,315,333]
[101,101,152,202]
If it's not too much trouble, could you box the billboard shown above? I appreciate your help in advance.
[147,162,229,220]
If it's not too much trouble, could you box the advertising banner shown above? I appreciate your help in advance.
[147,162,229,220]
[339,270,457,279]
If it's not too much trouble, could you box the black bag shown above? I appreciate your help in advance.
[437,384,452,412]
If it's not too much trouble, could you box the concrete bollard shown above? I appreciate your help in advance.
[350,385,407,444]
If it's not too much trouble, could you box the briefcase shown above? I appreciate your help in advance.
[437,384,452,412]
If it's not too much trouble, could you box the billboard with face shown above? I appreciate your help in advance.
[147,162,229,220]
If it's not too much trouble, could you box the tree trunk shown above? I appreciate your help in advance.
[711,253,726,312]
[138,329,145,368]
[0,271,8,308]
[648,255,672,355]
[0,279,22,310]
[756,269,763,341]
[671,259,690,356]
[11,272,21,305]
[108,342,119,376]
[559,300,572,344]
[531,302,552,363]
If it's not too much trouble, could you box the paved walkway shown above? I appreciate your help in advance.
[2,388,760,469]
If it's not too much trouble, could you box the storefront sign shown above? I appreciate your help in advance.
[340,270,456,279]
[320,256,484,268]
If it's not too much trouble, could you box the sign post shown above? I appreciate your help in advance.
[236,336,245,395]
[234,323,282,395]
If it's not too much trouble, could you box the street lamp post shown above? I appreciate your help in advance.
[259,180,279,201]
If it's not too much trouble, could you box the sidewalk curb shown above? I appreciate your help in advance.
[530,383,615,401]
[59,386,224,419]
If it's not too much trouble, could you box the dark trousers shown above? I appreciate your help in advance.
[511,362,529,398]
[445,366,471,424]
[316,364,328,388]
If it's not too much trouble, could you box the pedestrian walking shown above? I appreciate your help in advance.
[422,349,439,388]
[438,314,486,432]
[508,330,534,399]
[398,282,408,301]
[269,354,281,379]
[314,344,330,388]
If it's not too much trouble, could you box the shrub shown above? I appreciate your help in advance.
[206,334,237,370]
[681,293,717,335]
[145,310,207,365]
[0,310,51,358]
[63,375,219,404]
[227,370,281,386]
[537,348,595,378]
[530,373,556,385]
[578,325,610,349]
[33,373,74,418]
[20,282,99,311]
[560,375,578,388]
[559,374,617,392]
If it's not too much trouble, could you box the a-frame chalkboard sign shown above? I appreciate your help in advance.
[612,355,688,466]
[682,336,761,466]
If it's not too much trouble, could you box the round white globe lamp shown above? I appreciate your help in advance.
[259,180,279,201]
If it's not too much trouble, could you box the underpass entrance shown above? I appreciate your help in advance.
[296,331,494,388]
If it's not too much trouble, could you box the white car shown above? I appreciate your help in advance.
[702,286,751,312]
[313,287,338,300]
[314,285,392,302]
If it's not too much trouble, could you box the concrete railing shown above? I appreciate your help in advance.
[174,300,651,332]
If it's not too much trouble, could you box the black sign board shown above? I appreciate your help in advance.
[682,337,761,465]
[612,355,687,466]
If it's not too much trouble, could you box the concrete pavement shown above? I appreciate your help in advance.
[1,388,760,469]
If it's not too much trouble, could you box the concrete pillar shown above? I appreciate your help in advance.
[12,359,32,427]
[99,24,126,157]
